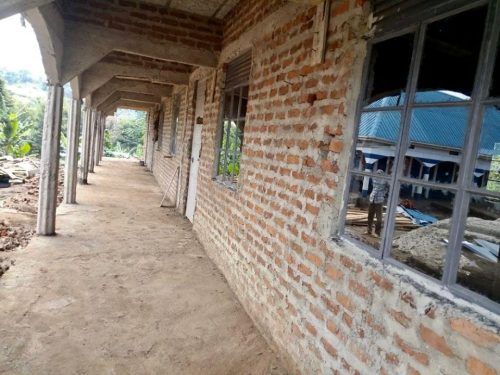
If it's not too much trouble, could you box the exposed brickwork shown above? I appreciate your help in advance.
[64,0,222,51]
[146,0,500,373]
[222,0,287,47]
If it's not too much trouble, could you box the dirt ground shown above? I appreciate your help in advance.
[0,159,287,375]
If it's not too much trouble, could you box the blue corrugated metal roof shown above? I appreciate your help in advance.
[360,91,500,155]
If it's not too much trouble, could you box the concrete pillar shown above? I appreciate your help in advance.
[98,116,105,163]
[100,116,105,161]
[37,84,64,235]
[94,112,102,167]
[79,106,92,184]
[362,164,374,198]
[416,165,430,198]
[63,98,81,204]
[89,110,97,173]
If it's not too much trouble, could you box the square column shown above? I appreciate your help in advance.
[94,112,102,167]
[89,110,98,173]
[37,84,64,236]
[63,98,81,204]
[99,116,105,162]
[79,106,92,184]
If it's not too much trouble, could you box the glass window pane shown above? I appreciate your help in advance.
[355,111,401,176]
[403,107,468,183]
[364,33,414,107]
[490,37,500,97]
[457,195,500,303]
[416,6,487,102]
[474,105,500,192]
[391,183,456,279]
[344,173,392,251]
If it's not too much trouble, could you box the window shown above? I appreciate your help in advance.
[216,51,252,185]
[342,2,500,311]
[170,94,180,155]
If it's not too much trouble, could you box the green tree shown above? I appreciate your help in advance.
[13,96,45,156]
[0,113,31,157]
[0,77,13,124]
[108,110,146,157]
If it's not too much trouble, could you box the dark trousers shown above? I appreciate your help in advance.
[367,202,383,235]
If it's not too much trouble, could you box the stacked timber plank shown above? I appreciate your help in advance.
[346,207,418,231]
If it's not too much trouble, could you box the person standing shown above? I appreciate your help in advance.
[366,169,388,237]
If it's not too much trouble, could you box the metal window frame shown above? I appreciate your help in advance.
[213,51,252,187]
[216,82,249,183]
[338,0,500,313]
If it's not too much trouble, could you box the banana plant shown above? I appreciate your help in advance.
[0,113,31,157]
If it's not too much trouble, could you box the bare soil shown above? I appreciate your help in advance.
[0,161,64,279]
[0,159,287,375]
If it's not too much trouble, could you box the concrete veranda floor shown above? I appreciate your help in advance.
[0,159,286,375]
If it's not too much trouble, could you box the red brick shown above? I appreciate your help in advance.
[321,338,338,358]
[449,318,500,348]
[325,264,343,280]
[394,335,429,366]
[419,324,454,357]
[298,263,313,277]
[389,309,411,328]
[466,357,497,375]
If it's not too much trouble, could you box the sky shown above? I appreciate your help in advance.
[0,15,45,78]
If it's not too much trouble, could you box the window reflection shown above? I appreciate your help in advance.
[345,173,391,250]
[403,106,467,182]
[475,105,500,192]
[355,111,401,176]
[490,36,500,97]
[391,184,455,279]
[416,6,487,102]
[364,33,414,107]
[457,195,500,303]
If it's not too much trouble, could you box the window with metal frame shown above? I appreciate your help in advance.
[170,94,181,155]
[215,51,252,186]
[340,0,500,312]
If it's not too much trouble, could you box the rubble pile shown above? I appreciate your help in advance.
[0,257,13,278]
[0,219,35,252]
[0,156,64,279]
[0,156,64,214]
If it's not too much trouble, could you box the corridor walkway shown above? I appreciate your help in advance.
[0,159,285,375]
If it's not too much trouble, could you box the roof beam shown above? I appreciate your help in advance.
[60,20,218,84]
[24,3,63,84]
[0,0,53,20]
[96,92,161,112]
[90,78,172,107]
[81,61,189,98]
[101,99,157,115]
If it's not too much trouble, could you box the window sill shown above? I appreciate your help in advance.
[212,177,240,192]
[333,233,500,317]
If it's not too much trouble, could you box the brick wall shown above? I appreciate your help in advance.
[222,0,287,47]
[150,85,194,208]
[148,0,500,374]
[64,0,222,51]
